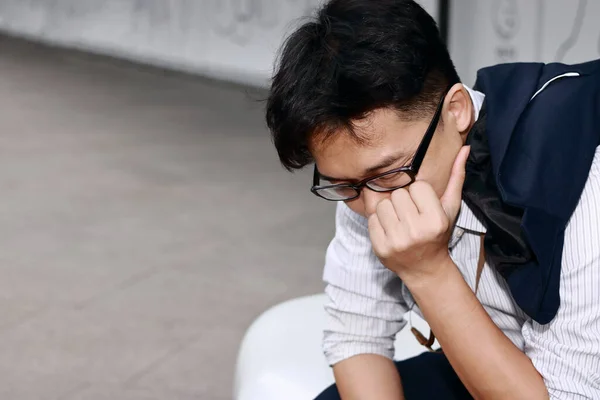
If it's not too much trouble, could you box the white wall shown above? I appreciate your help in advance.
[3,1,596,89]
[450,0,600,85]
[0,0,320,86]
[0,0,437,87]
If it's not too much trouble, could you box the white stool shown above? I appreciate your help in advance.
[233,294,432,400]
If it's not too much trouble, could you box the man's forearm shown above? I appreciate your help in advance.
[404,258,548,400]
[333,354,404,400]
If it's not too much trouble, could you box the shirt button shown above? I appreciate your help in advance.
[448,228,464,248]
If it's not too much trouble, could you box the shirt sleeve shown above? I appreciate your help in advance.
[521,148,600,399]
[322,202,409,366]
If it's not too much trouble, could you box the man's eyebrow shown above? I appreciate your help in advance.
[318,171,353,182]
[363,153,407,175]
[319,152,409,182]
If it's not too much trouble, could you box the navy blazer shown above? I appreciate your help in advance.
[473,59,600,324]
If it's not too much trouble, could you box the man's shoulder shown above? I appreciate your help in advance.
[474,58,600,100]
[477,58,600,79]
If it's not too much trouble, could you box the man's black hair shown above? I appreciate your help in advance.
[266,0,461,171]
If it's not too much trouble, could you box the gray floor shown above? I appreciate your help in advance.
[0,36,335,399]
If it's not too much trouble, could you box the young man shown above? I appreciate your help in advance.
[266,1,600,398]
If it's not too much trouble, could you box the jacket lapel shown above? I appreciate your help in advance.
[473,62,544,190]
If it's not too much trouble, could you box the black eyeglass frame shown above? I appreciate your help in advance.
[311,89,449,201]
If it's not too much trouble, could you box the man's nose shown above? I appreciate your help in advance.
[362,188,392,217]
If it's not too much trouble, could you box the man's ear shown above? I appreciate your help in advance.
[444,83,473,134]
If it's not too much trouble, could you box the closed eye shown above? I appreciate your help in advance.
[377,173,401,182]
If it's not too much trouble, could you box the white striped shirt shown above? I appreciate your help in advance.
[322,88,600,398]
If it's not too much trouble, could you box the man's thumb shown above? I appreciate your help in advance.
[440,145,470,220]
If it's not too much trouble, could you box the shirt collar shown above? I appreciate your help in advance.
[464,84,486,121]
[455,201,486,234]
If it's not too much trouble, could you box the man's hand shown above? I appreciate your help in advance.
[367,145,548,399]
[368,146,470,282]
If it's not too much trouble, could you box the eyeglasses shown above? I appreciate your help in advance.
[311,91,447,201]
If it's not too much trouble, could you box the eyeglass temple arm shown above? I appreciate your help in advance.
[312,164,320,186]
[410,92,447,172]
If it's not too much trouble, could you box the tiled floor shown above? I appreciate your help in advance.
[0,36,335,399]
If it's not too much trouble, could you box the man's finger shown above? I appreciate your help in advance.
[375,199,399,235]
[408,180,441,215]
[391,188,419,223]
[440,145,470,220]
[368,213,387,253]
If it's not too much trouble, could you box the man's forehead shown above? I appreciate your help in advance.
[313,118,421,158]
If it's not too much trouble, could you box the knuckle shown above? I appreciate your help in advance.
[438,211,450,229]
[411,232,427,245]
[373,240,391,258]
[389,235,406,252]
[430,214,449,235]
[377,246,391,259]
[417,218,435,237]
[407,225,425,242]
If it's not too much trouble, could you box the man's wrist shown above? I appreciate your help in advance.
[403,256,482,340]
[399,253,458,294]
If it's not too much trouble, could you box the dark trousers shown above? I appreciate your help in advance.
[315,352,473,400]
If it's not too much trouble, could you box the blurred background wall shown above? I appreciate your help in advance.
[0,1,598,87]
[450,0,600,85]
[0,0,437,87]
